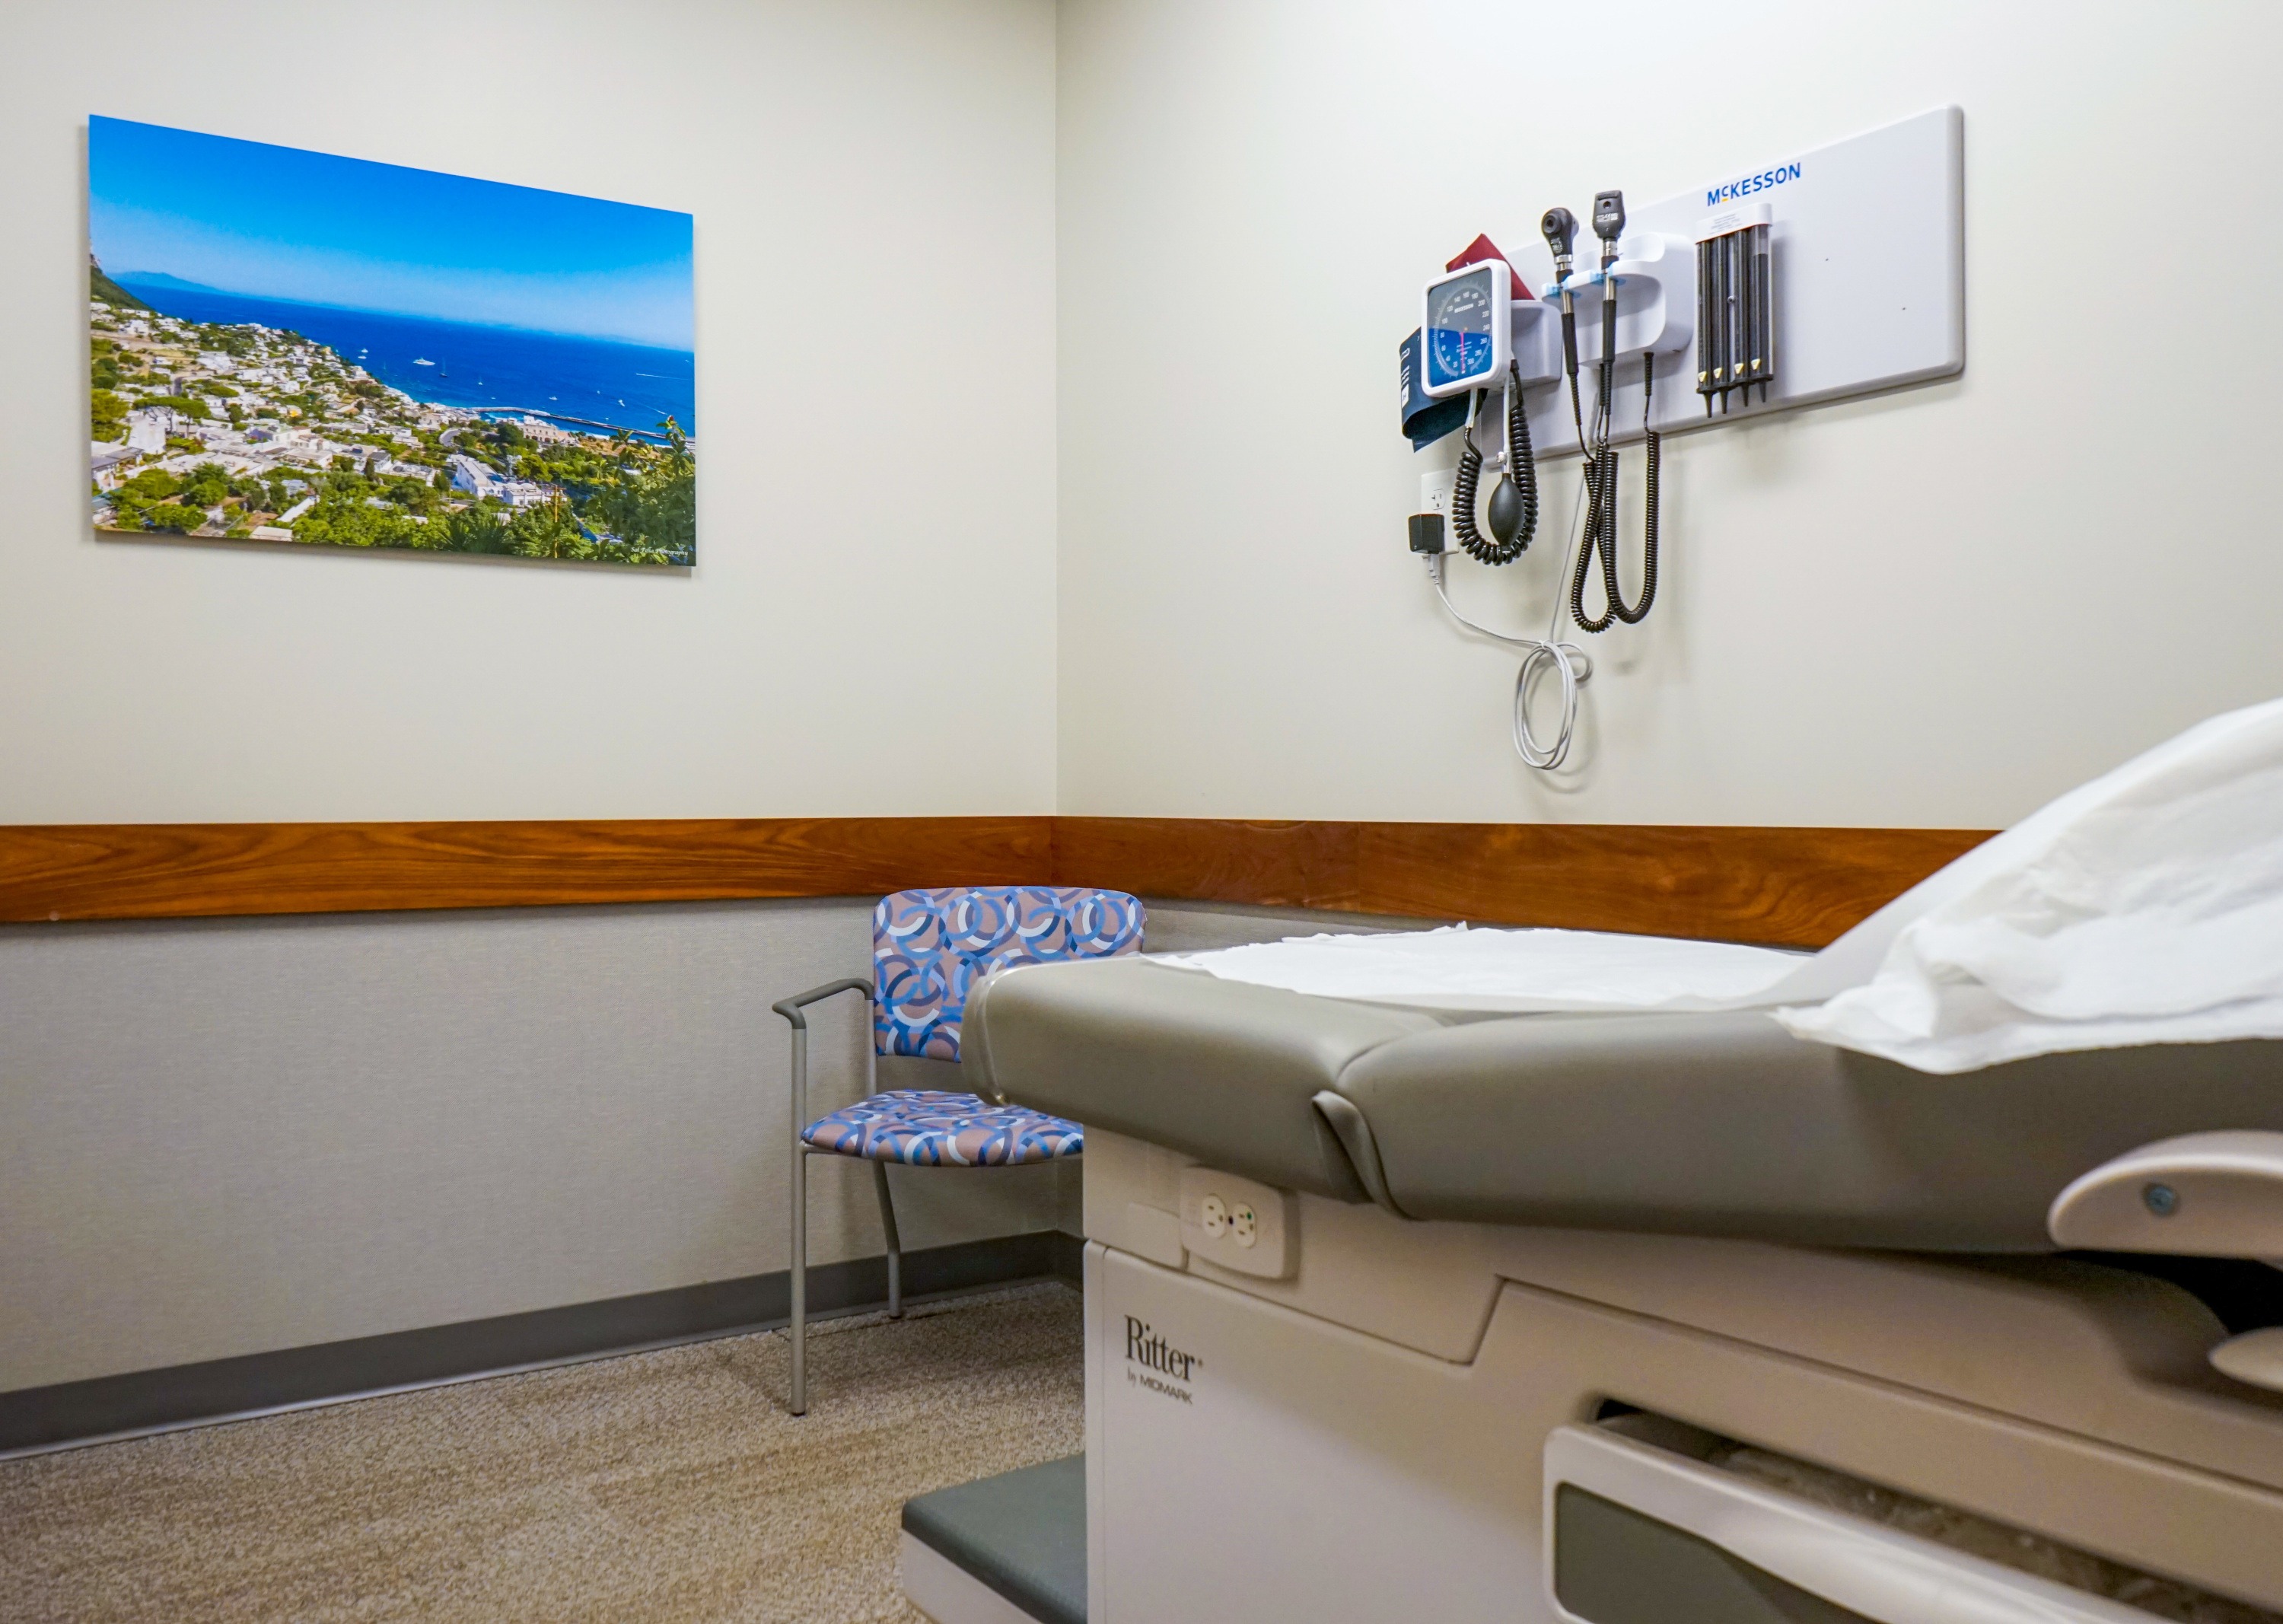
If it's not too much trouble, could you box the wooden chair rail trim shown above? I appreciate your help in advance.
[1052,819,1993,948]
[0,817,1055,924]
[0,816,1993,947]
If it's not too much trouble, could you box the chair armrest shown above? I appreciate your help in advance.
[773,977,875,1029]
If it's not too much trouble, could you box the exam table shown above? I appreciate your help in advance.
[900,700,2283,1622]
[909,956,2283,1624]
[962,954,2283,1250]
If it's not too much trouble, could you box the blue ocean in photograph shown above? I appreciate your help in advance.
[88,115,697,567]
[110,282,696,441]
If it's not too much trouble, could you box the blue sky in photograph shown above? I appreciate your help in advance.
[88,116,693,350]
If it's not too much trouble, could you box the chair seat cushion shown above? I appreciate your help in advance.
[803,1090,1083,1167]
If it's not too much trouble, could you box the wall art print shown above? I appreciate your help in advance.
[88,116,695,567]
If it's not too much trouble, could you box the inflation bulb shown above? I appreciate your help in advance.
[1486,466,1524,544]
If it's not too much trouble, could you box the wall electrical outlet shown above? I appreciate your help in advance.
[1178,1166,1294,1279]
[1200,1193,1228,1238]
[1419,466,1457,521]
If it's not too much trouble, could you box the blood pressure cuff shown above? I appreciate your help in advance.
[1399,328,1468,449]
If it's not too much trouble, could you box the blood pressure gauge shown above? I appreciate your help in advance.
[1422,260,1513,398]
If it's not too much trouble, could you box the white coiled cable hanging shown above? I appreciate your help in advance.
[1428,454,1597,770]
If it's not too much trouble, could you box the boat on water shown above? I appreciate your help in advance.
[413,358,435,367]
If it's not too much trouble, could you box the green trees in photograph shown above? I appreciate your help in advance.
[101,465,253,537]
[182,463,230,508]
[102,467,212,534]
[140,503,205,533]
[590,419,694,562]
[197,323,256,358]
[442,505,513,554]
[291,496,423,551]
[140,393,210,421]
[122,469,183,502]
[414,416,696,565]
[107,469,182,527]
[515,493,603,560]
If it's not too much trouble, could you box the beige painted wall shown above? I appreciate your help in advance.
[1055,0,2283,827]
[0,0,1058,823]
[13,0,2283,1390]
[0,0,1065,1390]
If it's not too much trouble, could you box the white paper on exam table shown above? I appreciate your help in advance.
[1154,925,1810,1011]
[1157,695,2283,1073]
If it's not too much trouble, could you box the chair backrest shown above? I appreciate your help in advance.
[874,887,1145,1061]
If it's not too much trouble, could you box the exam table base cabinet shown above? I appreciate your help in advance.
[1079,1141,2283,1622]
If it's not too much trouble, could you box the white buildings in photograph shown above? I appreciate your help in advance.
[447,452,501,500]
[447,453,547,506]
[89,444,137,488]
[89,301,641,555]
[125,407,173,454]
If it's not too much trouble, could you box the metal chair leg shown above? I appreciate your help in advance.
[772,974,874,1421]
[791,1143,809,1416]
[873,1160,903,1318]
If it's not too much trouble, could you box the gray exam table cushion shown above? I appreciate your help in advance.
[962,957,1462,1203]
[962,958,2283,1252]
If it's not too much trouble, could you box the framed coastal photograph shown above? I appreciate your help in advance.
[87,116,695,567]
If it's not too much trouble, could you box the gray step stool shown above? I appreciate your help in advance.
[900,1454,1085,1624]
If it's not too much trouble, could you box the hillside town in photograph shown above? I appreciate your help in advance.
[88,261,694,567]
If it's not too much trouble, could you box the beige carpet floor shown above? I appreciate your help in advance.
[0,1282,1084,1623]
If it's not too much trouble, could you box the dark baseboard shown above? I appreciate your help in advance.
[0,1229,1084,1458]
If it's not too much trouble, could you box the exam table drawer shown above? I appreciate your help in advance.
[1521,1289,2283,1619]
[1544,1418,2277,1624]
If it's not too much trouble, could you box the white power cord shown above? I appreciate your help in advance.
[1428,458,1596,770]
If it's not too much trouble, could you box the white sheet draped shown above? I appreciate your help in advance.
[1157,695,2283,1074]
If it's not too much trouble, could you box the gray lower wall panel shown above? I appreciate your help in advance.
[0,897,1062,1390]
[0,894,1381,1393]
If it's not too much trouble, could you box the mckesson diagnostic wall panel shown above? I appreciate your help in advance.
[1495,105,1964,457]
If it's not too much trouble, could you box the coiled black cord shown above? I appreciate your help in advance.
[1450,365,1537,566]
[1453,416,1485,543]
[1569,352,1659,630]
[1501,366,1540,549]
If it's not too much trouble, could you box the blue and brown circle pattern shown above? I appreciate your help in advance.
[872,886,1145,1062]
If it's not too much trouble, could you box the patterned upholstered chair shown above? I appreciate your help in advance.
[772,886,1145,1415]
